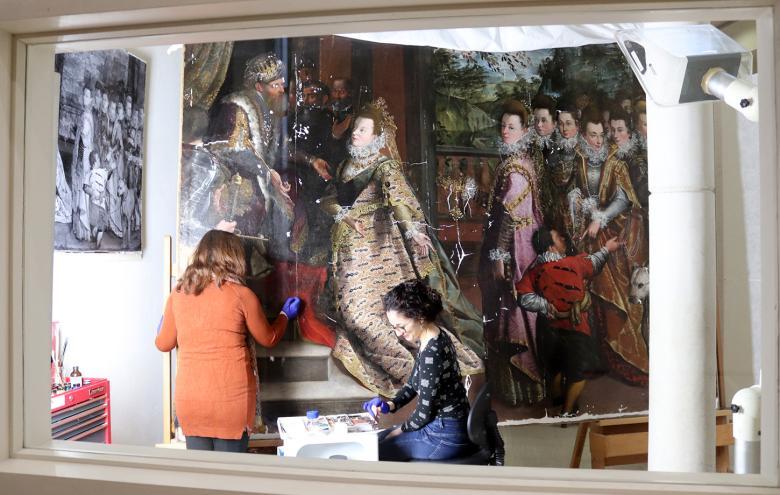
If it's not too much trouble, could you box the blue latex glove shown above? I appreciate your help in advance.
[280,297,302,320]
[362,397,390,418]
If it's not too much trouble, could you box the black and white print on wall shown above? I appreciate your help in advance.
[54,50,146,252]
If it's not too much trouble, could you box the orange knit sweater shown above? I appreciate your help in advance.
[155,281,287,439]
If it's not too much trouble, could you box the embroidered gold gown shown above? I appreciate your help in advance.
[569,146,649,381]
[322,153,484,396]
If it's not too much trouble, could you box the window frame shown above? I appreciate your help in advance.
[4,2,779,493]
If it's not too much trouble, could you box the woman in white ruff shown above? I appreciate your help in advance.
[321,98,484,396]
[478,99,545,406]
[566,105,648,385]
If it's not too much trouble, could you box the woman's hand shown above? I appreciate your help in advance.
[311,158,333,181]
[280,297,302,320]
[362,397,391,419]
[411,231,434,257]
[268,169,294,214]
[269,169,291,195]
[580,219,601,240]
[343,217,366,236]
[492,260,506,282]
[332,115,354,140]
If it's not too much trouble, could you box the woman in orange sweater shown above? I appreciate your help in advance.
[155,229,301,452]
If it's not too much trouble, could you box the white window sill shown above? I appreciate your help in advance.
[1,446,777,494]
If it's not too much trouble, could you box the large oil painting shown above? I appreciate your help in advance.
[177,35,649,425]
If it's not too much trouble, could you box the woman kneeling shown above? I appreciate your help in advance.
[364,280,476,461]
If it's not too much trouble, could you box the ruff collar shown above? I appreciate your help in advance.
[538,251,566,264]
[528,128,556,149]
[347,132,387,161]
[614,133,639,159]
[557,133,579,152]
[497,132,531,156]
[579,135,608,165]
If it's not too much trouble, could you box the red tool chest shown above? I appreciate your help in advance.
[50,378,111,443]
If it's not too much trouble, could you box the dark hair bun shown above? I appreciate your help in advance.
[580,105,603,129]
[382,279,443,322]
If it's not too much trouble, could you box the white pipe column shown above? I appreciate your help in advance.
[646,100,717,472]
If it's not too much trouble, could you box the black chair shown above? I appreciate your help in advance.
[410,382,505,465]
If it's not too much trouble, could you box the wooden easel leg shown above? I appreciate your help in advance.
[716,445,730,473]
[570,422,591,468]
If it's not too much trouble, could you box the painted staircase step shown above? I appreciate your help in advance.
[261,397,368,422]
[255,340,331,358]
[259,355,329,383]
[257,341,332,383]
[260,376,373,402]
[260,355,372,402]
[256,344,373,421]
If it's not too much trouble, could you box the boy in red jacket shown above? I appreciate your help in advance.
[515,227,620,416]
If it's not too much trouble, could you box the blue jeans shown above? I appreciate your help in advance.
[185,431,249,452]
[378,417,475,461]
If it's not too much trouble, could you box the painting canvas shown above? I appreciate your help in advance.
[54,50,145,252]
[432,44,649,422]
[176,35,649,425]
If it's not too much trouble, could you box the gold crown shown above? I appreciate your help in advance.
[244,53,285,85]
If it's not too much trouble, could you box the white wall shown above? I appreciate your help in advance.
[714,21,762,405]
[0,27,11,463]
[716,99,762,403]
[51,44,182,446]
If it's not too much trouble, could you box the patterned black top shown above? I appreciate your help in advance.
[391,329,470,432]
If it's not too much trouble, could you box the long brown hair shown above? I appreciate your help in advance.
[176,230,246,295]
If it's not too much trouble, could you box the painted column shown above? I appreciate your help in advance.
[646,100,717,472]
